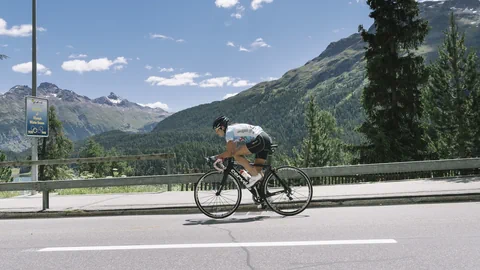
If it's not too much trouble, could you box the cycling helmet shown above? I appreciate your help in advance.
[213,116,229,130]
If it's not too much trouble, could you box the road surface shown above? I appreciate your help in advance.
[1,202,479,270]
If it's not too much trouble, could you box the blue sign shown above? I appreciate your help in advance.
[25,96,49,137]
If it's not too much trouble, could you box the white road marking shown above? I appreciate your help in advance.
[37,239,397,252]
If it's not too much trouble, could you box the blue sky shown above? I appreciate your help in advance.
[0,0,373,112]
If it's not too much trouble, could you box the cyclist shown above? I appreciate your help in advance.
[210,116,272,188]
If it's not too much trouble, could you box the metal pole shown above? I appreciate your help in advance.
[42,190,49,210]
[31,0,38,195]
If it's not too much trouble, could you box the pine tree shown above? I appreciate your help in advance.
[422,12,478,159]
[357,0,429,163]
[79,138,109,177]
[0,54,7,60]
[38,106,73,180]
[0,151,12,182]
[471,62,480,157]
[294,96,345,167]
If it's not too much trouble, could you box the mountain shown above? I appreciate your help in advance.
[154,0,480,143]
[84,0,480,158]
[0,82,171,152]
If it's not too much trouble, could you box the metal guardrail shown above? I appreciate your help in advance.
[1,157,479,211]
[300,157,480,177]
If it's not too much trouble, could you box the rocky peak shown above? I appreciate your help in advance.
[107,92,121,100]
[38,82,60,92]
[7,85,32,96]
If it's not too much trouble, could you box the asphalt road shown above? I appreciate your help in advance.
[1,202,479,270]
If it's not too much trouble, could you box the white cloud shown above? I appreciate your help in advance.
[150,33,185,43]
[136,57,140,60]
[232,79,255,87]
[227,41,235,47]
[0,18,46,37]
[68,53,88,59]
[61,56,127,73]
[145,65,153,70]
[251,38,271,49]
[139,101,169,111]
[146,72,199,86]
[199,77,233,88]
[332,28,345,33]
[114,57,128,64]
[199,77,255,88]
[56,52,60,55]
[231,5,245,18]
[239,46,250,52]
[146,72,253,88]
[251,0,273,10]
[114,65,124,71]
[215,0,239,8]
[66,45,74,49]
[234,38,271,52]
[12,62,52,76]
[150,33,174,40]
[159,67,174,72]
[1,44,7,47]
[223,93,238,99]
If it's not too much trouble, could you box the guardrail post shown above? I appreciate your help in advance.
[167,158,172,191]
[42,190,49,210]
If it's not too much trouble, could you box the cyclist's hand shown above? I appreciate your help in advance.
[207,156,220,163]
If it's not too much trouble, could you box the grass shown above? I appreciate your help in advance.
[55,184,192,195]
[0,191,22,198]
[1,184,193,198]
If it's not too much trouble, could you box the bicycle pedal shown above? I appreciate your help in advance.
[257,203,267,210]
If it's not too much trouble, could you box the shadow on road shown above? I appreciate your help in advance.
[442,175,480,183]
[183,214,309,226]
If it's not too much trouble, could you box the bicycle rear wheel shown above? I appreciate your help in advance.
[194,170,242,219]
[262,166,312,216]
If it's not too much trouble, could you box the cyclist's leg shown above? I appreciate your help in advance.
[232,145,258,176]
[253,132,272,174]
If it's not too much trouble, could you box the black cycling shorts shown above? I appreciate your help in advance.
[246,132,272,160]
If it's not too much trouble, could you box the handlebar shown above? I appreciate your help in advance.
[205,156,231,172]
[213,159,226,172]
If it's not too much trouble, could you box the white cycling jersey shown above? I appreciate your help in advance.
[225,123,264,144]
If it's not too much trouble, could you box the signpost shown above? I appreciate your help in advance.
[29,0,40,194]
[25,96,49,137]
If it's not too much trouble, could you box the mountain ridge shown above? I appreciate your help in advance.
[0,82,171,152]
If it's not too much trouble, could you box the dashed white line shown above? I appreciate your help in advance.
[37,239,397,252]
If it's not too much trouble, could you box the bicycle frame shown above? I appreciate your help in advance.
[214,158,292,201]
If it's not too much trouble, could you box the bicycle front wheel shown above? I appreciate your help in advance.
[262,166,313,216]
[194,170,242,219]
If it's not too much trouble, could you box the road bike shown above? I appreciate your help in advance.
[193,144,313,219]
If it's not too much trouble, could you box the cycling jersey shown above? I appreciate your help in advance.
[225,123,264,144]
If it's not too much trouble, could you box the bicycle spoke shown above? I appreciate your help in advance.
[263,166,312,216]
[200,195,217,206]
[194,170,242,219]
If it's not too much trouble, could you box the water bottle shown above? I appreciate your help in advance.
[239,169,251,180]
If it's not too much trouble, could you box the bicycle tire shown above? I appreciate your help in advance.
[194,170,242,219]
[262,166,313,216]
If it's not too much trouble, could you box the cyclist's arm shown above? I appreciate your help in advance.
[216,140,236,159]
